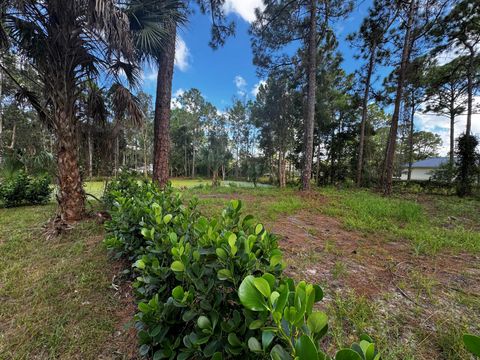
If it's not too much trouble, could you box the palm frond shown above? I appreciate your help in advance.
[109,82,144,127]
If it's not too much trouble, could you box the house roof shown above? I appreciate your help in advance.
[406,157,449,169]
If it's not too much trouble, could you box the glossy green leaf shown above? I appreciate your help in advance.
[238,275,268,311]
[197,316,212,330]
[170,261,185,272]
[163,214,173,224]
[270,344,292,360]
[217,268,232,281]
[172,285,184,301]
[227,333,242,346]
[262,330,275,350]
[253,277,271,298]
[248,337,262,352]
[255,223,263,235]
[335,349,363,360]
[307,311,328,334]
[249,319,264,330]
[294,335,318,360]
[463,334,480,356]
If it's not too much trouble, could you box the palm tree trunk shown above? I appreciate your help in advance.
[383,0,416,195]
[56,111,85,222]
[301,0,317,190]
[356,43,376,187]
[153,23,176,188]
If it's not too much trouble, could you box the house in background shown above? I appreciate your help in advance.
[400,157,449,181]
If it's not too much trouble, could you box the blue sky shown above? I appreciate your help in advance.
[140,0,373,110]
[139,0,479,155]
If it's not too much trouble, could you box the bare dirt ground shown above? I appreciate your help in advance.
[271,210,480,358]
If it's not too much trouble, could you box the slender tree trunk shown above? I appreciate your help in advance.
[222,164,225,181]
[114,135,119,176]
[9,121,15,149]
[407,99,415,182]
[88,126,93,179]
[465,47,474,136]
[449,110,455,166]
[278,151,286,188]
[184,137,187,176]
[0,58,3,165]
[143,126,148,176]
[153,24,176,188]
[301,0,317,190]
[316,142,322,185]
[192,147,196,178]
[382,0,416,195]
[56,111,85,222]
[356,43,376,187]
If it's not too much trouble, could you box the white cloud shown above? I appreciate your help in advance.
[251,79,266,97]
[234,75,247,89]
[175,36,191,72]
[234,75,247,96]
[416,97,480,155]
[171,88,185,109]
[223,0,265,23]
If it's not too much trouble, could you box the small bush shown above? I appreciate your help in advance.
[0,171,52,207]
[104,175,380,359]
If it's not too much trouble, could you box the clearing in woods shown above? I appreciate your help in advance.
[0,184,479,359]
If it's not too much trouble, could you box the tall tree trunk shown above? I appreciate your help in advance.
[316,142,321,185]
[0,58,3,166]
[356,43,376,187]
[143,126,148,176]
[56,111,85,222]
[278,151,286,188]
[407,98,415,182]
[382,0,416,195]
[192,147,196,178]
[184,137,187,176]
[465,47,474,136]
[114,135,119,176]
[153,24,176,188]
[301,0,317,191]
[88,125,93,179]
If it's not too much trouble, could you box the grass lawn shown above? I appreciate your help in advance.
[0,205,135,359]
[1,183,479,359]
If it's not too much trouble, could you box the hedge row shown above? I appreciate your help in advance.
[103,174,380,359]
[0,171,52,207]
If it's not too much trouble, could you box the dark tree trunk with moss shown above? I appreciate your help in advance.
[153,24,176,188]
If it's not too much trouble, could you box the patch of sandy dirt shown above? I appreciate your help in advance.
[100,261,139,360]
[270,210,480,358]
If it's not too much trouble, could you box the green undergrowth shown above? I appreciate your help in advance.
[319,188,480,254]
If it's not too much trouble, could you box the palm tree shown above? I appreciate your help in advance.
[3,0,139,221]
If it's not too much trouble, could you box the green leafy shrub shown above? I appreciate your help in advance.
[104,175,381,359]
[464,334,480,357]
[238,275,380,360]
[0,171,52,207]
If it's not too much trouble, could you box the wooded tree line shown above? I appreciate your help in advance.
[0,0,479,222]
